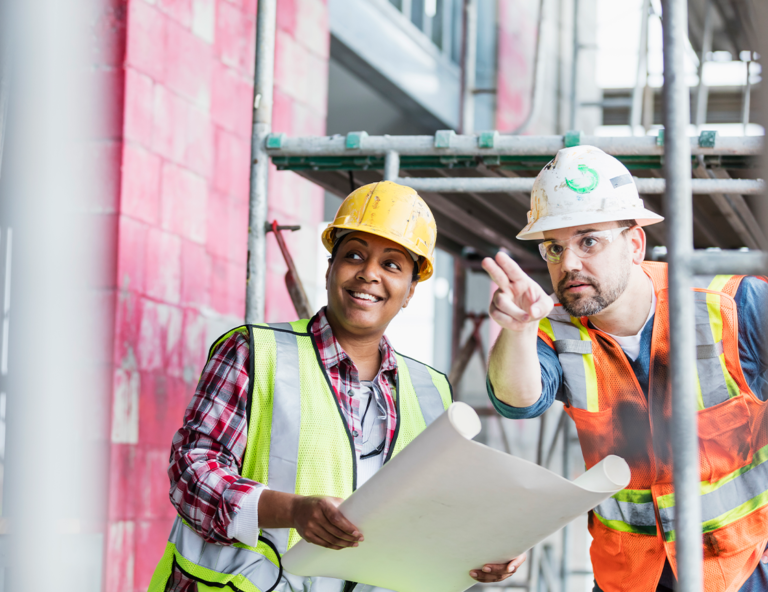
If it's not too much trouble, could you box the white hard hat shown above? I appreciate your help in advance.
[517,145,664,240]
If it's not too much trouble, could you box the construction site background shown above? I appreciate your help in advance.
[0,0,763,591]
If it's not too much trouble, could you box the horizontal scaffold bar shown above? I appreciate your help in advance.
[394,176,765,195]
[266,134,763,157]
[689,250,768,275]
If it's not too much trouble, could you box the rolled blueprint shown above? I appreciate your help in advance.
[283,402,630,592]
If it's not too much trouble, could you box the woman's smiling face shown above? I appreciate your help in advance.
[325,231,418,336]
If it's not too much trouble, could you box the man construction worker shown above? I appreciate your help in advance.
[149,181,526,592]
[482,146,768,592]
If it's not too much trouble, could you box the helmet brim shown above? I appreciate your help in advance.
[322,225,434,281]
[516,208,664,240]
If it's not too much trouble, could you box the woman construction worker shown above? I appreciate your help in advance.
[149,181,526,592]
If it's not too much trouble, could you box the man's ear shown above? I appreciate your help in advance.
[630,226,647,265]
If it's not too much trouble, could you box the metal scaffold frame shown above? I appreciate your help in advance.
[245,0,766,591]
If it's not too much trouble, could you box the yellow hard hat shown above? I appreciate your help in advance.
[322,181,437,281]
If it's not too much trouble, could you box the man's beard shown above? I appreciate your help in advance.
[555,268,630,317]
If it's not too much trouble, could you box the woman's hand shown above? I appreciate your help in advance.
[470,552,527,583]
[291,495,364,550]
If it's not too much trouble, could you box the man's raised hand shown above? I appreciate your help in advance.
[482,252,553,332]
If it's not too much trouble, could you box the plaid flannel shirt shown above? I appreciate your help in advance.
[165,308,398,591]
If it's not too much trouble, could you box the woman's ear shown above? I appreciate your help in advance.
[325,258,332,289]
[403,280,417,308]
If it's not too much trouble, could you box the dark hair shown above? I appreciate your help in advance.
[616,219,638,230]
[330,234,420,282]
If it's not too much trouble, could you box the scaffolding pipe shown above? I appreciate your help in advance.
[690,250,768,275]
[662,0,702,589]
[245,0,277,324]
[630,0,651,135]
[569,0,580,129]
[384,150,400,181]
[694,0,714,129]
[742,56,752,136]
[267,134,762,156]
[393,176,764,195]
[460,0,478,134]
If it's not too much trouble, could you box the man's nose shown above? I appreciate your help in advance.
[559,246,583,272]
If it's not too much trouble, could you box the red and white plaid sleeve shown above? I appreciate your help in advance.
[167,330,262,545]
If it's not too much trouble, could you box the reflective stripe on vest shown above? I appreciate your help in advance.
[401,355,446,427]
[267,323,302,555]
[593,489,657,536]
[168,516,283,591]
[544,316,598,411]
[657,443,768,542]
[692,282,740,410]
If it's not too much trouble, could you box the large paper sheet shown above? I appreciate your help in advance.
[283,402,630,592]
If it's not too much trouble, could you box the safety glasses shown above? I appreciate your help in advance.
[538,227,630,263]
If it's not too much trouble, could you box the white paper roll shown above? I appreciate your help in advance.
[283,403,631,592]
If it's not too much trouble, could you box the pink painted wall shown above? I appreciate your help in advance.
[495,0,539,133]
[105,1,329,589]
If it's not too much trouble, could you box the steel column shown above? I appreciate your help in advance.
[694,0,713,129]
[662,0,702,590]
[630,0,651,135]
[245,0,277,324]
[460,0,477,135]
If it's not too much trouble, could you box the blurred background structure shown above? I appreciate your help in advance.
[0,0,763,590]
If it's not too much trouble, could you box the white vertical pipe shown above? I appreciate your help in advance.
[630,0,651,135]
[662,1,702,590]
[2,0,110,589]
[694,0,713,129]
[245,0,277,324]
[461,0,477,135]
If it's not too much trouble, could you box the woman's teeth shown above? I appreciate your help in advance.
[352,291,379,302]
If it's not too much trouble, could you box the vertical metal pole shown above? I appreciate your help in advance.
[384,150,400,182]
[460,0,477,134]
[450,257,466,366]
[662,1,702,591]
[741,55,751,136]
[630,0,651,135]
[560,416,571,592]
[245,0,277,324]
[569,0,580,130]
[694,0,713,129]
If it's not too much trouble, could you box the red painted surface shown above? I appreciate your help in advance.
[495,0,538,133]
[103,0,329,588]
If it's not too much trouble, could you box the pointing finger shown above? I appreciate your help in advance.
[494,252,529,286]
[482,257,510,292]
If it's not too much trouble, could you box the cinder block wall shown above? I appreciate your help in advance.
[105,0,329,589]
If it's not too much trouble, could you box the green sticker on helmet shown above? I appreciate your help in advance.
[565,165,599,194]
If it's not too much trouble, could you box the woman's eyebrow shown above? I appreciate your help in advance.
[347,237,368,246]
[384,247,409,258]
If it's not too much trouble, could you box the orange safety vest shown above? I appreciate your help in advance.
[538,261,768,592]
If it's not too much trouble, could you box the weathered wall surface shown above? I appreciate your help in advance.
[105,1,328,589]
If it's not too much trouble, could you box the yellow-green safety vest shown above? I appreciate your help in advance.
[149,319,453,592]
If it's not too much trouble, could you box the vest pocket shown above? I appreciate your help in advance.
[567,405,614,470]
[698,395,753,484]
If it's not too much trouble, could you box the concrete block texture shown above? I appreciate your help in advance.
[106,1,329,588]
